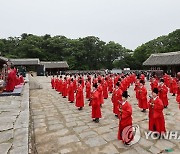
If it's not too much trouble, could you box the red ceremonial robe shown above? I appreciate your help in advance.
[58,79,63,93]
[170,78,177,94]
[75,85,84,107]
[118,101,133,142]
[16,77,21,85]
[81,77,85,88]
[90,89,102,118]
[158,84,168,107]
[134,81,140,100]
[150,80,158,91]
[86,81,91,99]
[93,78,98,84]
[176,86,180,109]
[68,82,74,102]
[148,97,166,133]
[19,75,24,84]
[140,74,145,82]
[138,86,148,109]
[73,79,77,92]
[103,81,108,99]
[5,69,16,92]
[62,80,68,97]
[111,88,122,115]
[108,78,113,93]
[97,84,104,104]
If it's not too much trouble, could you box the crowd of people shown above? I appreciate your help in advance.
[51,72,180,145]
[4,66,24,92]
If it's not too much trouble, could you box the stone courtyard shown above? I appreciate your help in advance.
[29,76,180,154]
[0,76,180,154]
[0,83,29,154]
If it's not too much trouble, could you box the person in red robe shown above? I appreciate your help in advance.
[54,75,59,91]
[103,78,108,99]
[68,78,75,103]
[62,77,68,98]
[85,78,91,100]
[97,80,104,106]
[89,83,101,123]
[73,75,77,93]
[5,66,16,92]
[140,73,145,82]
[81,75,85,88]
[75,80,84,110]
[68,74,72,85]
[148,88,166,134]
[93,74,98,85]
[118,91,133,145]
[150,77,158,91]
[138,80,148,112]
[163,73,169,87]
[112,82,122,117]
[134,78,140,102]
[169,77,177,96]
[158,79,169,108]
[176,80,180,109]
[57,76,63,94]
[16,75,21,85]
[114,74,119,88]
[108,76,113,93]
[122,76,127,91]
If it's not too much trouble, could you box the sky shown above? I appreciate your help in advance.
[0,0,180,50]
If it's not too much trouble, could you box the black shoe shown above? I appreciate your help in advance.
[141,109,146,112]
[70,101,74,103]
[93,119,96,122]
[63,96,66,98]
[124,142,131,146]
[172,94,175,96]
[78,107,83,110]
[95,118,99,123]
[164,106,167,108]
[115,115,118,118]
[100,104,102,108]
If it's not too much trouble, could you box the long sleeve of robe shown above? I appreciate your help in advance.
[91,90,101,118]
[138,86,148,109]
[158,84,168,107]
[118,102,133,142]
[148,97,166,133]
[75,85,84,107]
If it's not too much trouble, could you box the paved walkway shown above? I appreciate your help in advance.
[0,83,29,154]
[30,76,180,154]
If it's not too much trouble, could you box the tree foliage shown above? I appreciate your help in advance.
[0,29,179,70]
[133,29,180,69]
[0,34,132,70]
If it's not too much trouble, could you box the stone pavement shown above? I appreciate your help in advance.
[0,83,29,154]
[30,76,180,154]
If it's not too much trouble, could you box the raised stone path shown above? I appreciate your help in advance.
[0,83,29,154]
[29,76,180,154]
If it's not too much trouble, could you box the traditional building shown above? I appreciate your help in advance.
[0,58,69,76]
[0,56,8,68]
[143,51,180,76]
[41,61,69,75]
